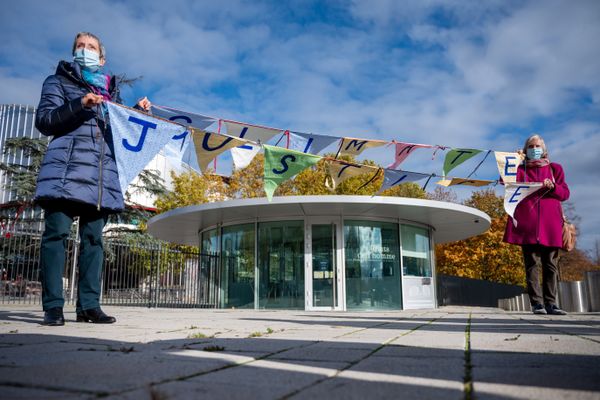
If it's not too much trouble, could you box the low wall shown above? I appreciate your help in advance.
[436,274,524,307]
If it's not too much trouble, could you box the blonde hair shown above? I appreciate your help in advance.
[523,134,548,159]
[72,32,105,60]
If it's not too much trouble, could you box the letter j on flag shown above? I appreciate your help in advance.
[263,145,322,201]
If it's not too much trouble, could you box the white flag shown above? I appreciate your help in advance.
[289,131,340,154]
[107,102,188,193]
[495,151,523,184]
[503,183,543,227]
[224,121,282,169]
[151,105,216,172]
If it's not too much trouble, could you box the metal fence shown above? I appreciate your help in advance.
[0,217,220,308]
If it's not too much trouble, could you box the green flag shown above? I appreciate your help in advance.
[263,145,322,201]
[443,148,483,176]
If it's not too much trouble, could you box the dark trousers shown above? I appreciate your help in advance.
[522,244,560,306]
[39,202,108,311]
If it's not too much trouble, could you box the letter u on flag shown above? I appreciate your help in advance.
[336,137,387,158]
[224,121,283,170]
[191,129,249,172]
[106,102,188,194]
[503,182,543,227]
[443,148,483,176]
[263,145,321,201]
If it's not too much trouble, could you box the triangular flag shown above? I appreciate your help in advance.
[378,169,430,194]
[504,183,544,227]
[436,178,495,187]
[336,137,387,158]
[289,131,340,154]
[495,151,524,184]
[443,148,483,176]
[106,102,187,194]
[387,142,433,169]
[326,160,379,190]
[151,105,216,173]
[263,145,321,201]
[191,129,249,172]
[225,120,283,170]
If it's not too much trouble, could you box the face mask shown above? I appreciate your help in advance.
[526,147,543,160]
[73,48,101,72]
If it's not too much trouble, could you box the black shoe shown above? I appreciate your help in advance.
[546,304,567,315]
[42,307,65,326]
[532,303,547,314]
[76,308,116,324]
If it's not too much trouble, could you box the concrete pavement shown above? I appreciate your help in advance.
[0,305,598,399]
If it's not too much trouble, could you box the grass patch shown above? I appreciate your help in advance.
[266,327,274,334]
[187,332,209,339]
[248,331,263,338]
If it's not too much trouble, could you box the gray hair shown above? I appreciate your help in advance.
[72,32,106,60]
[523,134,548,159]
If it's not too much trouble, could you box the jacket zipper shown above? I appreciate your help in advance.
[98,124,104,211]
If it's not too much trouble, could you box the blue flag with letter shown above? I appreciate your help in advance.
[107,102,188,194]
[377,169,430,194]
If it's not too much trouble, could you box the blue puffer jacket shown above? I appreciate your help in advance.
[34,61,125,212]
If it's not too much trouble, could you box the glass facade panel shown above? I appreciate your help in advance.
[401,225,431,277]
[311,224,336,308]
[201,229,219,254]
[344,221,401,310]
[221,224,255,308]
[258,221,304,309]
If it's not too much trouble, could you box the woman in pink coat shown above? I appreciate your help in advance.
[504,134,570,315]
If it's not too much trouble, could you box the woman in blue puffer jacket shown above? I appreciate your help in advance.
[35,32,151,326]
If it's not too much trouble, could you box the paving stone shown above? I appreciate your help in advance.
[0,385,92,400]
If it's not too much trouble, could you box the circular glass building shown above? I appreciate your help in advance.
[147,195,490,311]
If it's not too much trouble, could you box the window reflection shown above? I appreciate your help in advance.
[258,221,304,309]
[401,225,431,277]
[221,224,255,308]
[344,221,401,310]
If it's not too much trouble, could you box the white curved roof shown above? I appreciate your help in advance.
[147,195,491,246]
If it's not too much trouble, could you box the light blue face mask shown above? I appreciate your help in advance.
[73,48,101,72]
[526,147,543,160]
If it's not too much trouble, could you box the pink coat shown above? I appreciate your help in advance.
[503,162,570,248]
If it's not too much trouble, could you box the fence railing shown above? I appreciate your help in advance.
[0,217,220,308]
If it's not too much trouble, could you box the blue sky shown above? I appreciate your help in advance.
[1,0,599,254]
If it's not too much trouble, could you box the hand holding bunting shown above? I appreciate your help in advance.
[106,102,189,194]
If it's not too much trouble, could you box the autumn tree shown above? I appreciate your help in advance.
[435,188,526,286]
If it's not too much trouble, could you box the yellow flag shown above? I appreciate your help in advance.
[191,129,248,172]
[326,160,379,190]
[336,137,387,157]
[437,178,494,187]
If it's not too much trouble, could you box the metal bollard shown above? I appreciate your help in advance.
[558,281,588,313]
[585,271,600,312]
[521,293,530,312]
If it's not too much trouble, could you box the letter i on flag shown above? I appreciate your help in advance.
[106,102,188,194]
[503,182,543,227]
[263,145,321,201]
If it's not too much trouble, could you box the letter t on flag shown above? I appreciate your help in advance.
[263,145,321,201]
[106,102,188,194]
[503,182,543,227]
